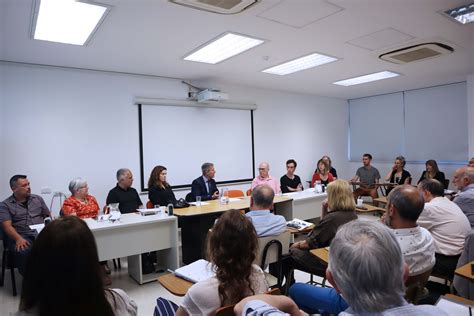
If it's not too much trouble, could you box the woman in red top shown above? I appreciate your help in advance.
[62,178,100,218]
[311,159,334,187]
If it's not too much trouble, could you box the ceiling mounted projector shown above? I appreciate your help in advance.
[197,89,229,103]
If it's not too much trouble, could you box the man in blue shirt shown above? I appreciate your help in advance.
[246,185,286,237]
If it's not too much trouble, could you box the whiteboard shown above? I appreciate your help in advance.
[139,104,255,190]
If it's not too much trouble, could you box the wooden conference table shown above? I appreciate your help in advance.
[31,213,179,284]
[455,261,474,281]
[175,189,327,264]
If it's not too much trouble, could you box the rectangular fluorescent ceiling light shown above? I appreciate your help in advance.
[333,71,400,86]
[33,0,108,46]
[262,53,338,75]
[444,3,474,24]
[183,32,265,64]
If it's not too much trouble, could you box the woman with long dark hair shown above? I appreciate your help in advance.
[16,216,137,316]
[148,165,177,207]
[417,159,446,186]
[176,209,268,315]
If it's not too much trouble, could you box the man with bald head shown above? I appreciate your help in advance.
[251,162,281,194]
[246,185,286,237]
[382,185,436,276]
[453,167,474,227]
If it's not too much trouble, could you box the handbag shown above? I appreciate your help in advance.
[175,198,190,208]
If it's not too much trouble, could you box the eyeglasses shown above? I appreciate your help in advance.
[258,168,266,171]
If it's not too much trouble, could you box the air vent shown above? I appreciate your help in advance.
[379,43,454,64]
[169,0,259,14]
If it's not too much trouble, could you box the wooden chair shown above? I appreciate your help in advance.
[213,288,281,315]
[246,189,252,196]
[225,190,244,198]
[405,269,432,304]
[256,231,291,289]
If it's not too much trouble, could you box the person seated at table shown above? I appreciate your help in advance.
[62,178,100,218]
[243,221,447,316]
[246,185,287,237]
[190,162,219,201]
[252,162,281,194]
[350,153,380,201]
[106,168,142,214]
[16,216,137,316]
[321,155,337,179]
[384,155,411,195]
[311,159,334,187]
[282,180,357,286]
[148,165,177,207]
[453,167,474,227]
[0,175,50,276]
[417,179,470,280]
[469,157,474,168]
[176,209,268,315]
[417,159,446,186]
[280,159,303,194]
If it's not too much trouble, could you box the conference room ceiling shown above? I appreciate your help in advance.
[1,0,473,99]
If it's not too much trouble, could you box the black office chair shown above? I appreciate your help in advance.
[0,229,18,296]
[443,179,450,190]
[185,192,194,202]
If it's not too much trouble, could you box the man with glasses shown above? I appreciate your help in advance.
[280,159,303,193]
[251,162,281,194]
[0,175,50,275]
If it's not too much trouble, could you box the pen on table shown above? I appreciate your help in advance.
[167,268,175,274]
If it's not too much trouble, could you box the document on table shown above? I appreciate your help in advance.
[29,223,45,233]
[188,201,210,206]
[436,296,472,314]
[174,259,215,283]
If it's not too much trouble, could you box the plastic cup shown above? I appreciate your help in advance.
[196,196,202,206]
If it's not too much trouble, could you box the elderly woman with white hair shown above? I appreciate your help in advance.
[62,177,100,218]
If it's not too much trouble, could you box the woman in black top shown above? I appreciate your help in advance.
[385,156,411,195]
[148,165,177,206]
[417,159,446,187]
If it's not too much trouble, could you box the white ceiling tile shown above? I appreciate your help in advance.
[346,28,415,51]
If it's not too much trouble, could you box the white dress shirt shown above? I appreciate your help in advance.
[417,196,471,256]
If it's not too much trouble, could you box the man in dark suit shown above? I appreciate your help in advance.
[190,162,219,201]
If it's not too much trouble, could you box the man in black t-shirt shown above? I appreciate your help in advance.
[280,159,303,193]
[106,168,143,214]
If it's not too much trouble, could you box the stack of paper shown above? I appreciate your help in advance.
[287,218,313,231]
[174,259,216,283]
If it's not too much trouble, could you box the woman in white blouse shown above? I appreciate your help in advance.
[176,209,269,315]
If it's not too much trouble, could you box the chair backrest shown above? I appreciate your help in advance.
[225,190,244,198]
[256,231,291,268]
[185,192,194,202]
[443,179,450,190]
[246,189,252,196]
[146,201,154,209]
[405,268,432,304]
[454,230,474,299]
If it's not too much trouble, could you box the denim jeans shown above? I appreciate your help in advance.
[289,283,348,315]
[5,234,35,276]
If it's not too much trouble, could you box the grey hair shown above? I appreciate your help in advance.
[328,220,405,313]
[251,185,274,209]
[395,155,406,167]
[68,177,87,195]
[201,162,214,175]
[116,168,131,181]
[460,167,474,183]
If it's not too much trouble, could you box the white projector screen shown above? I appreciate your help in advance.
[138,104,255,191]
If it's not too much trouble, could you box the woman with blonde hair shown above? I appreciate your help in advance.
[311,159,334,187]
[282,180,357,284]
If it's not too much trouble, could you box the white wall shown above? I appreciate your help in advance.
[468,74,474,158]
[0,63,348,206]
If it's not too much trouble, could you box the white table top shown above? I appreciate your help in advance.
[30,213,177,233]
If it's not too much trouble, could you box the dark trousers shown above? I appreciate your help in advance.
[6,234,35,276]
[433,253,461,280]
